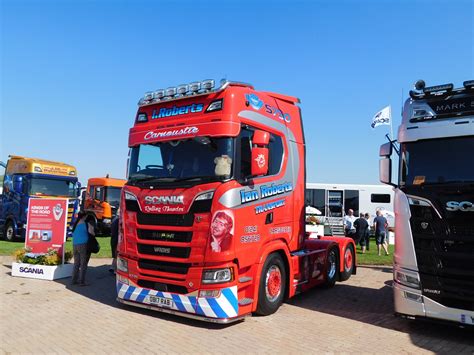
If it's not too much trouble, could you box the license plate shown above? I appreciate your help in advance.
[148,295,174,308]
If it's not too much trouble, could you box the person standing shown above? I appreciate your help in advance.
[364,213,371,252]
[109,213,119,273]
[71,212,96,286]
[354,212,369,251]
[343,209,357,239]
[374,210,389,256]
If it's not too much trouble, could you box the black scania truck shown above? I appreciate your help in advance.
[379,79,474,326]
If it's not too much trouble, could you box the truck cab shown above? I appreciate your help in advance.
[0,156,81,241]
[117,80,356,323]
[83,176,126,234]
[379,80,474,326]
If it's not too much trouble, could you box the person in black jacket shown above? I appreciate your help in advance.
[354,213,369,252]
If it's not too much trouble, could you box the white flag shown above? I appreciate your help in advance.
[371,106,391,129]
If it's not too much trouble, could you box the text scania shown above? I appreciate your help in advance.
[152,103,204,119]
[19,267,44,274]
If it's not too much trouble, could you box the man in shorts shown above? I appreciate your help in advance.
[374,210,389,256]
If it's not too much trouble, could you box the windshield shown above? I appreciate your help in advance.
[128,137,234,185]
[399,136,474,186]
[105,187,121,205]
[29,177,78,197]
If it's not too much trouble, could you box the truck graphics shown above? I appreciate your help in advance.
[117,80,356,323]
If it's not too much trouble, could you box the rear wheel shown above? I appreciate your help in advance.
[340,243,355,281]
[324,247,338,288]
[256,253,287,316]
[4,221,16,241]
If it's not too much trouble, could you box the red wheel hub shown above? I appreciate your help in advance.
[345,249,353,269]
[267,269,281,298]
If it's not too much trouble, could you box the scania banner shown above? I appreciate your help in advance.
[25,198,68,261]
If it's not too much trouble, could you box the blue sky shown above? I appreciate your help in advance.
[1,0,473,185]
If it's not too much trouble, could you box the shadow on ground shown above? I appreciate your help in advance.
[287,265,474,352]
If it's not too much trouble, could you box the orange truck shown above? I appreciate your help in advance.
[83,176,126,234]
[116,80,357,323]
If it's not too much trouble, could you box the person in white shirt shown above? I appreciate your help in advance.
[343,209,357,239]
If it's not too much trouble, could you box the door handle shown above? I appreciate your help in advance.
[265,212,273,225]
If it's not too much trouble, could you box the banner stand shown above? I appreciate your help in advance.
[12,198,72,281]
[12,263,73,280]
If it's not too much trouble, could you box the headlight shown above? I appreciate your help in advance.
[202,268,233,284]
[124,191,137,201]
[395,269,420,289]
[195,191,214,201]
[103,218,111,224]
[117,257,128,273]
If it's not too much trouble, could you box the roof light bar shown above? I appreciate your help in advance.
[423,83,453,94]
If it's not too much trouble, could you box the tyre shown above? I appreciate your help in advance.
[256,253,287,316]
[4,220,16,241]
[324,246,338,288]
[340,243,355,281]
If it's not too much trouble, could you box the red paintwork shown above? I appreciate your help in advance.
[118,83,356,319]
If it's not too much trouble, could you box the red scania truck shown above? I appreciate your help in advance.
[116,80,356,323]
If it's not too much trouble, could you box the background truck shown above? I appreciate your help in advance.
[379,79,474,326]
[0,155,81,241]
[82,176,126,234]
[116,79,356,323]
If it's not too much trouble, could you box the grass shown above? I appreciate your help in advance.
[1,235,394,266]
[0,236,113,259]
[355,242,394,266]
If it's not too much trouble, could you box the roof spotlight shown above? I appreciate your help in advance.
[414,80,425,91]
[189,82,201,93]
[201,79,215,91]
[153,90,165,100]
[144,92,153,101]
[165,87,177,97]
[176,85,188,96]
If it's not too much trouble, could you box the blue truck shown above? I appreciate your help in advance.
[0,156,81,241]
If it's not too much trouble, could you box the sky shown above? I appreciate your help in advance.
[1,0,473,185]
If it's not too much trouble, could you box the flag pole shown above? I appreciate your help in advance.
[389,105,394,141]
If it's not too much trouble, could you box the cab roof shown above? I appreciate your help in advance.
[6,155,77,177]
[87,177,126,187]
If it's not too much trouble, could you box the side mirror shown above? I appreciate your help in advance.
[251,130,270,177]
[379,157,392,185]
[379,142,392,157]
[76,182,82,197]
[13,176,23,193]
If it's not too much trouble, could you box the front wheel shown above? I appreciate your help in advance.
[256,253,287,316]
[4,221,16,241]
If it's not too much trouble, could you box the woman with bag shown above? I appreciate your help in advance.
[71,212,97,286]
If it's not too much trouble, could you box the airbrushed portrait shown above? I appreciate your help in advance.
[210,210,234,253]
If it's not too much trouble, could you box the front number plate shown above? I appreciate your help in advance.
[148,295,174,308]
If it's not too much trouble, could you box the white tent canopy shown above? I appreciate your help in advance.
[305,206,322,215]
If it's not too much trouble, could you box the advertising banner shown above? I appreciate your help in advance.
[25,198,68,261]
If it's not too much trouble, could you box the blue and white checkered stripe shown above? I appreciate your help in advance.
[117,281,239,319]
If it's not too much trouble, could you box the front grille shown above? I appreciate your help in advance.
[410,204,474,311]
[137,243,191,258]
[137,280,188,294]
[138,258,190,274]
[137,229,192,243]
[137,211,194,227]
